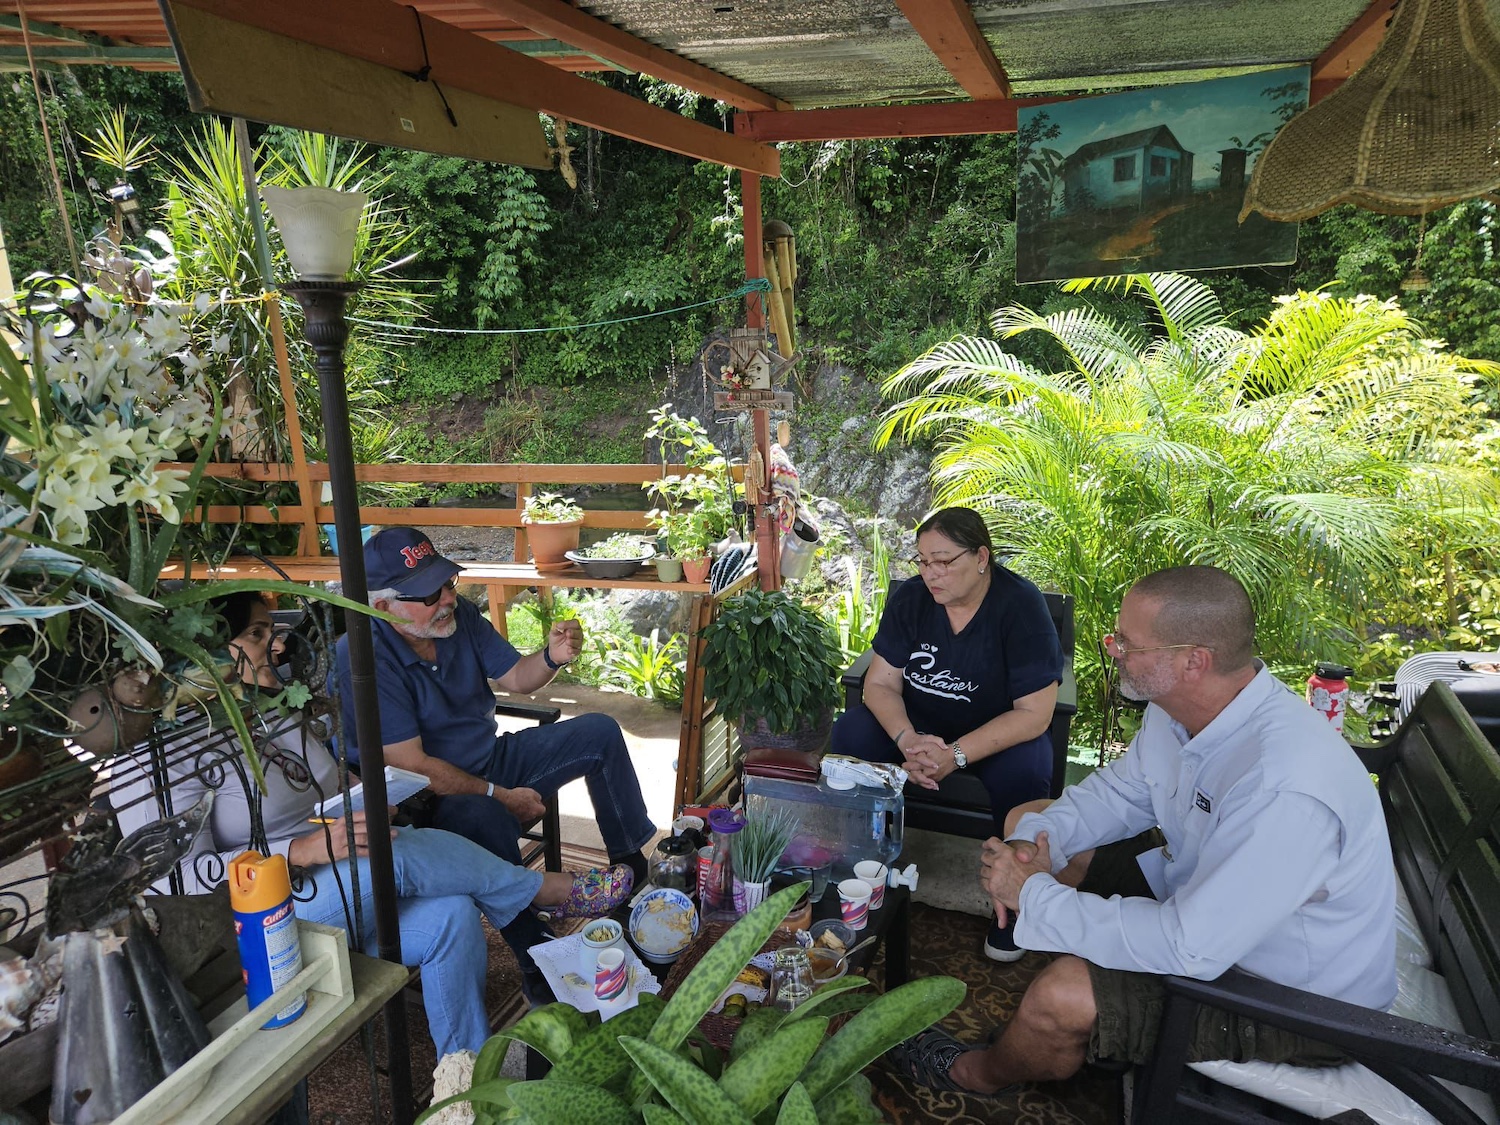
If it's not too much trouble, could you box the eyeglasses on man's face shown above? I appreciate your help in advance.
[1101,631,1207,659]
[909,548,976,574]
[396,576,458,607]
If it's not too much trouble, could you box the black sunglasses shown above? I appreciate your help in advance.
[395,576,458,606]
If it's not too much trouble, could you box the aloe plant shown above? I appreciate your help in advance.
[417,882,964,1125]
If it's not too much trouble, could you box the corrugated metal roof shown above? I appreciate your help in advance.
[0,0,1446,112]
[575,0,1377,106]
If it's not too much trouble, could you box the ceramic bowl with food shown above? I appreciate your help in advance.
[629,887,698,964]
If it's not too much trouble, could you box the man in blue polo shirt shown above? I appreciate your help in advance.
[331,528,656,992]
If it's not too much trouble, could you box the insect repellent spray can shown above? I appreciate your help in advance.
[229,850,307,1028]
[1307,663,1355,734]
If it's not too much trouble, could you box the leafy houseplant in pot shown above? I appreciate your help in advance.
[417,882,965,1125]
[700,589,844,753]
[650,510,697,583]
[678,506,721,585]
[566,533,655,580]
[523,491,585,572]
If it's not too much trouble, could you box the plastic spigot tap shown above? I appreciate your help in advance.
[888,863,918,891]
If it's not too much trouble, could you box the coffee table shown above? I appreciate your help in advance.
[523,882,910,1076]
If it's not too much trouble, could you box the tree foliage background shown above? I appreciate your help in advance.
[4,66,1500,720]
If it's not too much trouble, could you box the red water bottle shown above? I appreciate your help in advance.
[1307,663,1354,733]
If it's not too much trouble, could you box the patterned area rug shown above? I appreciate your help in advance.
[868,903,1121,1125]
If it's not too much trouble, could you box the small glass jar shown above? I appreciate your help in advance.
[649,834,696,892]
[771,870,813,933]
[768,945,815,1012]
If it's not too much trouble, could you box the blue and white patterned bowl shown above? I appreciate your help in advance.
[629,888,698,962]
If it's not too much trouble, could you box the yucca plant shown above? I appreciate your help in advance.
[418,882,964,1125]
[879,273,1500,741]
[161,124,423,454]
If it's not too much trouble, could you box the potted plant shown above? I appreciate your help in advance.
[417,882,964,1125]
[732,806,799,913]
[0,268,375,849]
[699,588,844,752]
[522,491,585,570]
[565,533,655,579]
[642,406,739,584]
[678,507,718,584]
[650,509,695,582]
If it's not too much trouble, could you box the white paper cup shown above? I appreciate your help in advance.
[673,814,705,835]
[579,918,625,978]
[837,877,873,931]
[853,861,888,909]
[593,947,631,1018]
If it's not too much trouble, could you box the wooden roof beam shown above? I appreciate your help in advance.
[735,96,1077,143]
[1309,0,1396,103]
[466,0,791,112]
[169,0,778,175]
[893,0,1010,101]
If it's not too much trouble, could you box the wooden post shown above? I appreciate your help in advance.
[742,173,780,592]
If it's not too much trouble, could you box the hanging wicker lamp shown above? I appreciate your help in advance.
[1241,0,1500,221]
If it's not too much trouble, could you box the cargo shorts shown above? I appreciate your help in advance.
[1078,830,1347,1068]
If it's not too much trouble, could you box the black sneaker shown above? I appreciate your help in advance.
[983,919,1025,963]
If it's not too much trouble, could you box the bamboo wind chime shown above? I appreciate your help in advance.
[761,219,797,359]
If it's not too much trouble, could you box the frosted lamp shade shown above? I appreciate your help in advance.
[262,185,369,280]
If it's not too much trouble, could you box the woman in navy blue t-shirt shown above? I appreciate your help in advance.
[829,507,1061,961]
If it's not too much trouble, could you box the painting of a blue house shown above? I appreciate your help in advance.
[1016,67,1308,282]
[1062,124,1192,213]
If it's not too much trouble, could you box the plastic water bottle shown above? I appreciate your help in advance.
[229,850,307,1028]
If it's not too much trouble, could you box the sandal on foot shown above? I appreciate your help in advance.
[548,864,634,919]
[885,1028,1014,1097]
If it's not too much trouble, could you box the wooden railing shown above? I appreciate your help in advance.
[160,459,754,812]
[161,460,747,633]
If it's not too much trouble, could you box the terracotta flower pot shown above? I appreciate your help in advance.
[682,555,712,584]
[523,518,583,569]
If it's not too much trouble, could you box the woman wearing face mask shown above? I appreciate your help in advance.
[113,591,633,1072]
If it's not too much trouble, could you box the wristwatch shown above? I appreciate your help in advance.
[951,742,968,769]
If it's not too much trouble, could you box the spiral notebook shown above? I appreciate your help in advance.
[316,766,429,817]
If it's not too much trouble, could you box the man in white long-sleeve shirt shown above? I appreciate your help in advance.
[888,565,1396,1096]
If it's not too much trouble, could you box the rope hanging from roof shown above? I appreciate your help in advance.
[1241,0,1500,221]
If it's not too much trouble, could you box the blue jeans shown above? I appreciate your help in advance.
[829,701,1052,838]
[428,712,656,866]
[295,826,543,1056]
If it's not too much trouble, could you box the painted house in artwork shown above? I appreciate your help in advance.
[1061,124,1193,213]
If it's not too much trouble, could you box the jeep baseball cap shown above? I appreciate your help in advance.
[364,528,462,597]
